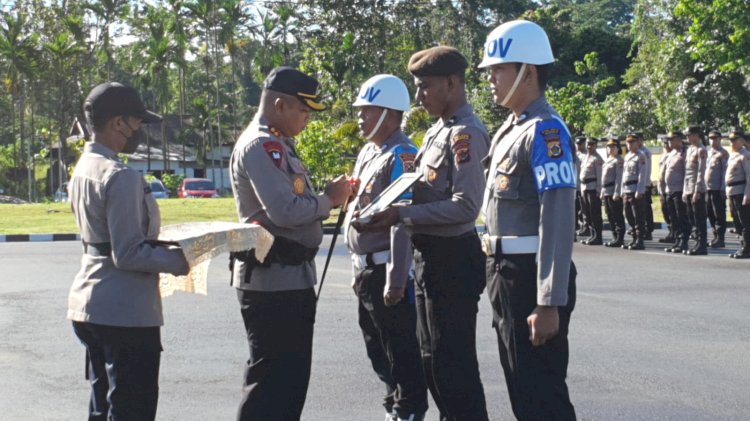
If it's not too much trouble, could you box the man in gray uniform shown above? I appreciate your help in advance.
[68,82,190,421]
[705,129,729,248]
[657,136,675,244]
[601,137,625,247]
[683,126,709,255]
[579,137,604,245]
[575,136,588,238]
[663,131,690,253]
[347,74,428,421]
[479,20,577,420]
[725,130,750,258]
[355,46,490,421]
[228,67,352,420]
[634,132,655,240]
[621,134,650,250]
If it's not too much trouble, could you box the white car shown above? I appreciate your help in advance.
[149,180,170,199]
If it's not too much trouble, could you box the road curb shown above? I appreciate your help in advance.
[0,233,80,243]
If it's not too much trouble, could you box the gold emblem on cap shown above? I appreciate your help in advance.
[293,176,305,195]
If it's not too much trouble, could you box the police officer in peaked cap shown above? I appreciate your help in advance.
[228,67,352,420]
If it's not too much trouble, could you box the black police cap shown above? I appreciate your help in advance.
[575,136,586,145]
[84,82,162,125]
[729,129,746,141]
[667,130,683,139]
[707,129,722,138]
[685,125,703,136]
[264,66,326,111]
[586,137,598,145]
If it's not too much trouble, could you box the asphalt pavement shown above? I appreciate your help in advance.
[1,230,748,420]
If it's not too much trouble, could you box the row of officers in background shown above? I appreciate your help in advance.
[576,127,750,259]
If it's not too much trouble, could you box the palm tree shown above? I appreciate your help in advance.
[83,0,129,79]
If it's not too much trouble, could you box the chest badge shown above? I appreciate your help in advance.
[293,176,305,195]
[496,175,510,191]
[427,168,438,183]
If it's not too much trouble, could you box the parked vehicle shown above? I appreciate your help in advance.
[54,182,69,202]
[149,179,170,199]
[178,178,219,198]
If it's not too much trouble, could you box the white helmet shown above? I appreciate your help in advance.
[352,74,410,112]
[478,20,554,68]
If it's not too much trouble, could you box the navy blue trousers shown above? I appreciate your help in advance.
[72,321,161,421]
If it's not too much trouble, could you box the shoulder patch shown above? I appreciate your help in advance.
[451,132,472,164]
[262,141,284,168]
[532,119,576,193]
[399,152,416,172]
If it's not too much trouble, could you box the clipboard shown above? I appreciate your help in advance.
[353,172,423,224]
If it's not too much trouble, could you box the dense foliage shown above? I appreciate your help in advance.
[1,0,748,201]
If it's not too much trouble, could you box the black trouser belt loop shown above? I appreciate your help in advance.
[728,180,746,187]
[83,241,112,257]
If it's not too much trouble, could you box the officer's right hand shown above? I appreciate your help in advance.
[384,287,404,306]
[324,175,352,207]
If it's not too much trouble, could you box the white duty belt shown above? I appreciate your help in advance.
[351,250,390,271]
[481,234,539,256]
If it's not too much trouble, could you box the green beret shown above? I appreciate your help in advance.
[408,46,468,77]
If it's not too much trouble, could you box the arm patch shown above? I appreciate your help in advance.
[531,119,576,193]
[262,141,284,168]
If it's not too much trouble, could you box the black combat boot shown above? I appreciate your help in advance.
[685,242,708,255]
[666,238,687,253]
[605,231,624,247]
[628,235,645,250]
[730,239,749,259]
[622,235,636,249]
[659,228,675,244]
[711,229,725,248]
[586,229,603,246]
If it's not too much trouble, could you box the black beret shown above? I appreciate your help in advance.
[408,46,468,77]
[264,66,326,111]
[685,125,703,136]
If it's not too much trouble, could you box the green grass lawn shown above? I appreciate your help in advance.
[0,198,340,234]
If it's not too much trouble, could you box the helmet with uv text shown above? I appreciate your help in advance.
[478,20,555,68]
[352,74,410,112]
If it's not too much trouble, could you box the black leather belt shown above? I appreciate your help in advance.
[83,242,111,257]
[624,180,637,186]
[728,180,746,187]
[231,236,318,268]
[583,177,597,183]
[603,182,615,188]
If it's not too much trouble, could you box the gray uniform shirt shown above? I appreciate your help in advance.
[664,149,686,194]
[483,96,576,306]
[601,155,623,197]
[399,104,490,237]
[639,145,653,187]
[579,152,603,193]
[229,115,332,291]
[725,149,750,199]
[621,151,649,195]
[67,142,189,327]
[683,144,707,194]
[347,130,417,290]
[705,147,729,191]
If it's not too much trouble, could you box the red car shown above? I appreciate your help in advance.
[178,178,219,198]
